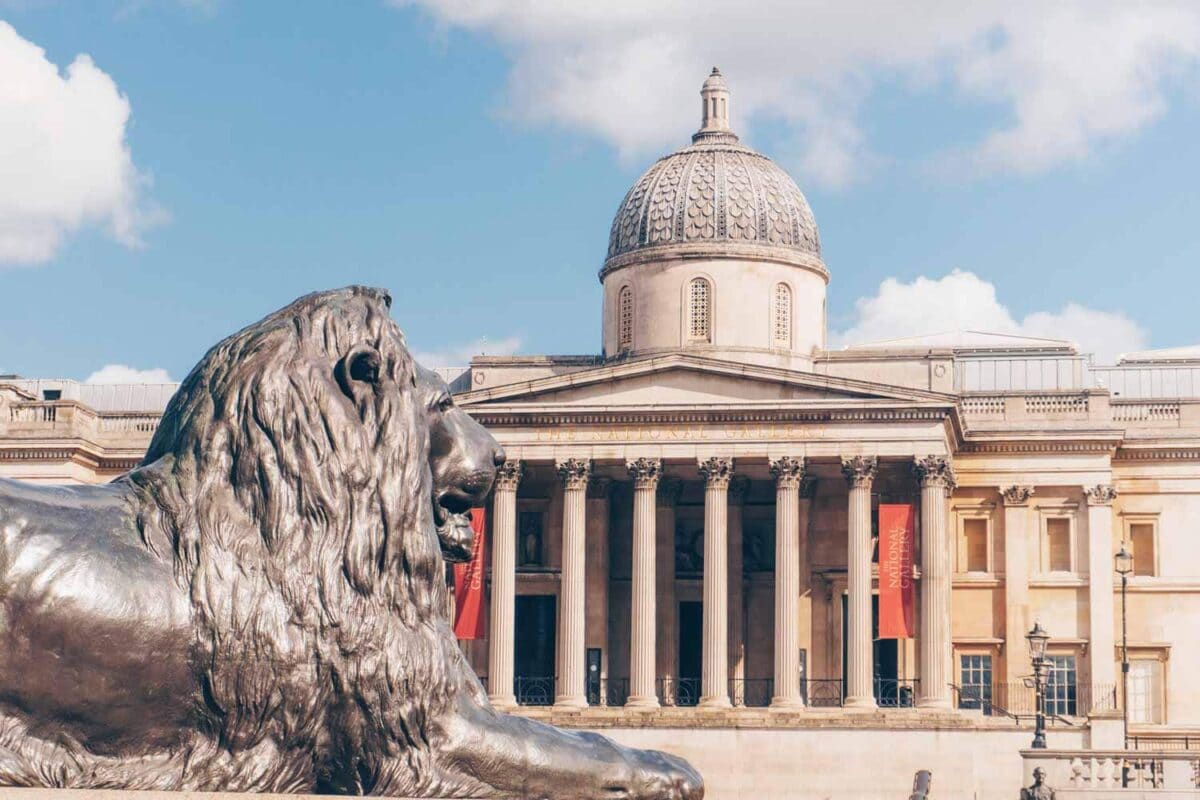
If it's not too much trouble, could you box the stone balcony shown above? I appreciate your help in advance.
[2,400,160,447]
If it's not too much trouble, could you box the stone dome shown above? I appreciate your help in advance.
[599,69,829,369]
[602,69,822,278]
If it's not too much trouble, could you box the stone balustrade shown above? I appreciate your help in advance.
[1,400,160,449]
[1023,749,1200,796]
[960,392,1200,429]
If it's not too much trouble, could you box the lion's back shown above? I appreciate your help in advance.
[0,477,195,753]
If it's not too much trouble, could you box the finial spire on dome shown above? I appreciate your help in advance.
[694,66,738,144]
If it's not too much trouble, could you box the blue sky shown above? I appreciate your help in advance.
[2,2,1200,381]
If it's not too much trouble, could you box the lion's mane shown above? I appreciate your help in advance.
[124,286,463,793]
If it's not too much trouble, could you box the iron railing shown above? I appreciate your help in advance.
[804,679,845,707]
[1128,735,1200,751]
[729,678,774,707]
[949,683,1117,725]
[875,678,919,708]
[601,677,629,707]
[514,676,555,706]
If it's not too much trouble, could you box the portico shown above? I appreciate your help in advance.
[461,355,963,713]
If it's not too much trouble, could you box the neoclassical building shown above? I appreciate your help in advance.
[4,70,1200,799]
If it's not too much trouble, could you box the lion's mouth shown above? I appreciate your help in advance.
[434,491,476,563]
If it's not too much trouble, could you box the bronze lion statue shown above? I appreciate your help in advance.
[0,287,702,798]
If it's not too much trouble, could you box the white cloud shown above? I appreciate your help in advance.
[831,270,1147,364]
[395,1,1200,185]
[85,364,173,384]
[0,22,163,266]
[412,335,521,367]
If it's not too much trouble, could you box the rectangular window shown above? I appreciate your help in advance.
[41,389,61,401]
[1045,655,1078,717]
[964,518,988,573]
[959,654,993,713]
[1046,517,1072,572]
[1127,659,1164,724]
[1129,523,1156,577]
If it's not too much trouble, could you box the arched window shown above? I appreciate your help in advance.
[688,277,712,342]
[618,285,634,352]
[773,283,791,347]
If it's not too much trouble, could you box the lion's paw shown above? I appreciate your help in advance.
[624,747,704,800]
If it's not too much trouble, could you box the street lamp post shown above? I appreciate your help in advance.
[1027,621,1050,749]
[1115,543,1134,750]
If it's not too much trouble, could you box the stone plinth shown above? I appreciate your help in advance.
[0,793,484,800]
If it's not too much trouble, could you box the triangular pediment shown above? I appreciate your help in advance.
[457,353,953,408]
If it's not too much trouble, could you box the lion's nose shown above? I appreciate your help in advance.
[493,445,507,467]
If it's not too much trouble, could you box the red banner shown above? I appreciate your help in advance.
[453,508,488,640]
[878,503,915,639]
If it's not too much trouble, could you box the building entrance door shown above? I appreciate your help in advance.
[515,594,555,704]
[677,601,702,706]
[841,594,907,707]
[872,593,904,706]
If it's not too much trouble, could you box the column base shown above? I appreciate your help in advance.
[625,696,661,710]
[699,695,732,709]
[917,697,953,711]
[554,696,588,710]
[488,694,517,710]
[842,695,878,711]
[769,697,806,711]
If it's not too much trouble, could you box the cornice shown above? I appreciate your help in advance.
[467,405,953,427]
[958,440,1117,455]
[0,445,139,472]
[457,351,959,407]
[599,242,830,283]
[1114,446,1200,461]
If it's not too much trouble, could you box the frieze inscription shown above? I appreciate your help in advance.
[535,424,827,443]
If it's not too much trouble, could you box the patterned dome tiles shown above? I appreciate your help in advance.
[605,142,821,266]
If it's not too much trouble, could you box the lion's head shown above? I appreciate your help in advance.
[415,365,505,563]
[128,286,458,778]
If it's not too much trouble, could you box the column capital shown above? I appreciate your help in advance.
[730,475,751,505]
[770,455,806,489]
[495,459,523,491]
[1083,484,1118,506]
[841,455,878,488]
[1000,485,1035,506]
[914,455,956,495]
[587,476,613,499]
[657,477,683,507]
[556,457,591,490]
[698,456,735,488]
[626,457,663,489]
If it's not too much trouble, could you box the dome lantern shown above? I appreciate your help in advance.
[695,67,736,144]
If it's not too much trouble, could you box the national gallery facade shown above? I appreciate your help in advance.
[4,70,1200,798]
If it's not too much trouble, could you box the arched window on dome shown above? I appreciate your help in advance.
[773,283,792,348]
[618,285,634,353]
[687,277,712,343]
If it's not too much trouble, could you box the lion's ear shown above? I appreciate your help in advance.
[336,343,383,409]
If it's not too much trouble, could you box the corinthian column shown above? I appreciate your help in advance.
[729,476,749,706]
[1084,484,1118,713]
[487,459,522,708]
[698,456,734,708]
[915,455,955,710]
[555,457,590,709]
[771,456,805,709]
[626,457,662,709]
[842,455,878,709]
